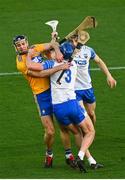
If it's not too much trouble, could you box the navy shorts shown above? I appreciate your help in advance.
[75,88,96,104]
[53,99,87,126]
[34,89,53,116]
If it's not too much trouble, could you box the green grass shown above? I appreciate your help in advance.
[0,0,125,178]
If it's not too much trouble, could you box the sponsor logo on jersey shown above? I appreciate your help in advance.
[74,59,87,65]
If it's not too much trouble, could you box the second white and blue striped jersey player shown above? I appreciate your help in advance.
[50,61,77,104]
[74,45,96,90]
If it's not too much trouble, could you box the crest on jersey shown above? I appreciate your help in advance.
[42,109,46,115]
[84,53,88,58]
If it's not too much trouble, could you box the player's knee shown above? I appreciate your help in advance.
[84,121,95,138]
[88,110,94,117]
[88,110,96,122]
[46,127,55,137]
[91,127,95,137]
[86,127,95,140]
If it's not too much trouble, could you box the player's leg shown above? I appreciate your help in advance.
[85,146,104,169]
[76,88,96,124]
[41,115,55,151]
[70,99,95,154]
[59,124,81,168]
[53,100,83,150]
[83,102,96,125]
[34,89,54,168]
[40,115,55,168]
[60,125,82,149]
[60,100,95,172]
[59,126,73,165]
[76,90,103,169]
[59,126,74,165]
[74,115,95,172]
[64,116,95,172]
[53,100,84,169]
[77,127,96,164]
[78,101,103,169]
[78,115,95,155]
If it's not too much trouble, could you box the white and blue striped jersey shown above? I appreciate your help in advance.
[50,61,77,104]
[74,45,96,90]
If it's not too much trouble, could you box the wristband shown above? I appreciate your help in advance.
[42,60,55,70]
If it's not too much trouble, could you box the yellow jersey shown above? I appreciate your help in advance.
[16,44,50,94]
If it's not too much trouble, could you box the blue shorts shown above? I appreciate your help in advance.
[53,99,87,126]
[75,88,96,104]
[34,89,53,116]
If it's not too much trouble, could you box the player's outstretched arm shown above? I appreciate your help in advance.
[94,54,117,88]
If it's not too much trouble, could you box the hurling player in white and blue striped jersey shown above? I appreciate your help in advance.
[72,31,117,125]
[50,41,96,172]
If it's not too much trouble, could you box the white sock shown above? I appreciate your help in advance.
[88,156,96,165]
[78,151,85,160]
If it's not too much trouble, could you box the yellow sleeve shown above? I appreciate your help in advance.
[33,44,46,52]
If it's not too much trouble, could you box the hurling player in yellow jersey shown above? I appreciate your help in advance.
[13,35,72,168]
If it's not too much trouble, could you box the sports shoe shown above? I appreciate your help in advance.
[65,154,76,168]
[90,163,104,169]
[44,155,53,168]
[75,156,87,173]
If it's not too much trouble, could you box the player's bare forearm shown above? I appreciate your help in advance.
[95,55,117,88]
[95,55,111,77]
[26,61,43,71]
[27,62,71,78]
[27,69,51,77]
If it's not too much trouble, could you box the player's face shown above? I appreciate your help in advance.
[15,39,29,54]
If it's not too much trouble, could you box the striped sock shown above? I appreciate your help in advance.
[65,149,72,159]
[46,149,53,157]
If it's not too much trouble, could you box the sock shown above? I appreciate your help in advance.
[78,150,85,160]
[65,149,72,159]
[87,156,96,165]
[46,149,53,157]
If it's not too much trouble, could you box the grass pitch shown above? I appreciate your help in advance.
[0,0,125,178]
